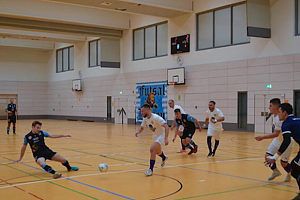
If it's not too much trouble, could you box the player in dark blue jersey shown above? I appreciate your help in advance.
[265,103,300,200]
[14,121,79,179]
[173,109,201,155]
[5,99,17,135]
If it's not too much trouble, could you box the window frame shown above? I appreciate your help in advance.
[133,21,168,61]
[196,1,249,51]
[88,39,101,68]
[296,0,300,36]
[56,45,74,73]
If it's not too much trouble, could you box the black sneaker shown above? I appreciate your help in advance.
[212,151,216,157]
[207,152,213,157]
[292,193,300,200]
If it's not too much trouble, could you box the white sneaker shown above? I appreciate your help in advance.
[53,172,62,179]
[268,169,281,181]
[161,156,168,167]
[144,169,153,176]
[284,173,291,182]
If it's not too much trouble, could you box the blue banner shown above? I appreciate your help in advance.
[136,81,168,123]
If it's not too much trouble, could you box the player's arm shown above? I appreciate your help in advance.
[265,130,291,165]
[170,116,176,130]
[193,117,202,132]
[216,117,225,122]
[255,130,280,141]
[43,131,71,138]
[203,112,210,128]
[162,123,169,145]
[15,137,28,163]
[135,126,145,137]
[5,105,10,114]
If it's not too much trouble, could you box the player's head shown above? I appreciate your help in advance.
[174,108,182,119]
[269,98,281,114]
[10,99,14,104]
[168,100,174,108]
[32,121,42,133]
[278,103,293,121]
[208,101,216,111]
[141,104,151,118]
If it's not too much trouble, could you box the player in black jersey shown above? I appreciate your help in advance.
[265,103,300,200]
[173,109,201,155]
[5,99,17,135]
[14,121,79,179]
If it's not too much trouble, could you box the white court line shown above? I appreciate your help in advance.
[0,157,261,190]
[125,163,138,165]
[108,164,123,167]
[199,180,206,182]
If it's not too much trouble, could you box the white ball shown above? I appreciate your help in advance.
[98,163,108,172]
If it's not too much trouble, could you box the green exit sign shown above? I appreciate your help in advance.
[267,84,272,89]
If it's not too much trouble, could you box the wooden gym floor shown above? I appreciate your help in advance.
[0,119,299,200]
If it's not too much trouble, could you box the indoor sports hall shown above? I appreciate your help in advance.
[1,0,300,200]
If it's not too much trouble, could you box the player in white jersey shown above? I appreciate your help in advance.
[168,99,187,153]
[255,98,294,182]
[203,101,225,157]
[135,104,169,176]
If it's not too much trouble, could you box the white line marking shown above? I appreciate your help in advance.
[199,180,206,182]
[108,164,123,167]
[0,157,260,190]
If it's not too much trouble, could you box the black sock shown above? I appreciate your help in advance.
[62,160,72,170]
[270,162,277,170]
[150,159,155,171]
[181,139,186,150]
[13,127,16,133]
[190,140,197,147]
[159,152,166,161]
[283,163,292,173]
[213,140,219,153]
[42,164,56,174]
[185,144,194,150]
[207,136,212,153]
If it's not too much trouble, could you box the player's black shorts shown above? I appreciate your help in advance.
[181,129,195,139]
[34,149,57,161]
[8,115,16,123]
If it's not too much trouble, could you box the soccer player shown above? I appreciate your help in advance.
[5,99,17,135]
[14,121,79,179]
[255,98,293,182]
[173,109,201,155]
[203,101,225,157]
[168,99,187,153]
[265,103,300,200]
[135,104,169,176]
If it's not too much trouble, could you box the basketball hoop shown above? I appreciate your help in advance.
[71,89,78,92]
[169,82,177,85]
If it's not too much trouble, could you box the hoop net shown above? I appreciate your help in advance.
[168,82,177,95]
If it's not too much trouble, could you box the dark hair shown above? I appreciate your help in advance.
[174,108,181,113]
[141,104,151,109]
[279,103,293,115]
[209,101,216,105]
[168,99,174,103]
[270,98,281,105]
[32,121,42,127]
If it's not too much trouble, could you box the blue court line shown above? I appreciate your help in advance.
[19,162,135,200]
[115,154,298,189]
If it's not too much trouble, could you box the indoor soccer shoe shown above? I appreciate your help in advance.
[207,152,213,157]
[53,172,62,179]
[268,169,281,181]
[68,166,79,171]
[161,156,168,167]
[188,149,194,155]
[284,173,291,182]
[193,145,198,154]
[144,169,153,176]
[177,149,187,153]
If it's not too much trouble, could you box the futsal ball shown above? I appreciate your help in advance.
[178,125,184,136]
[98,163,108,172]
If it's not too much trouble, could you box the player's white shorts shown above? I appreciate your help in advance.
[153,134,164,145]
[266,138,294,162]
[207,128,222,140]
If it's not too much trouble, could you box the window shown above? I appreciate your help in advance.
[89,39,101,67]
[133,22,168,60]
[197,3,249,50]
[296,0,300,35]
[56,46,74,73]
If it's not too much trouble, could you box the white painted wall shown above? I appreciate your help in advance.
[0,46,49,81]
